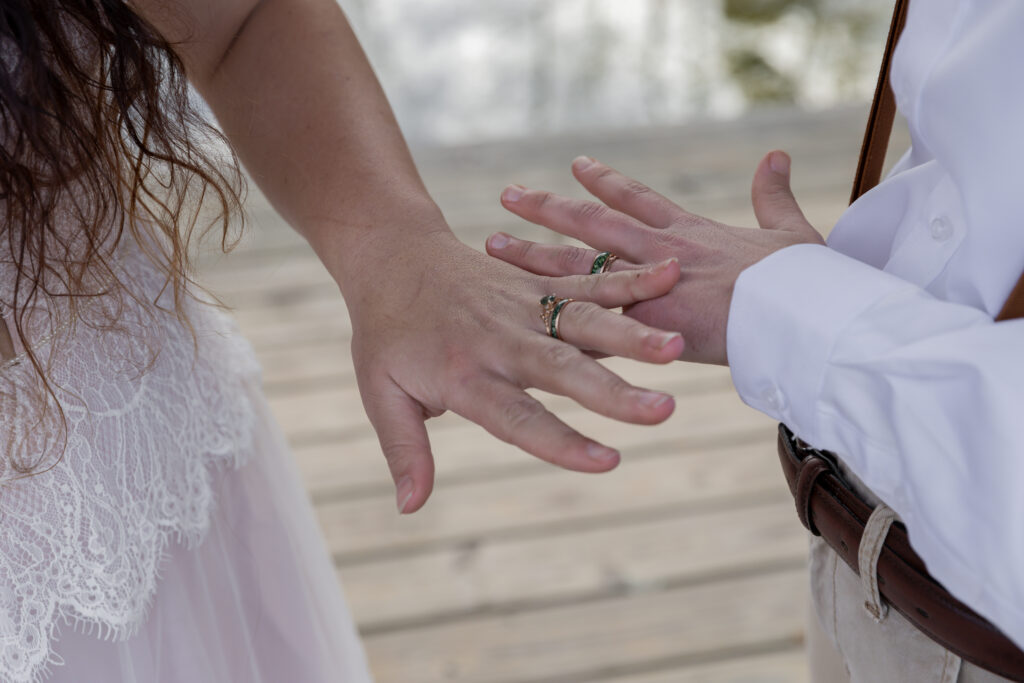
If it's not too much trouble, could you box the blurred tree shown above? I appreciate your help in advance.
[727,48,797,103]
[723,0,817,24]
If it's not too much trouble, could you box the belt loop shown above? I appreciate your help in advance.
[859,503,897,623]
[794,456,831,535]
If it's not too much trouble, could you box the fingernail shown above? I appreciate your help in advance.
[638,391,672,408]
[770,151,790,175]
[649,332,681,350]
[573,156,595,172]
[503,185,526,202]
[653,257,678,272]
[489,233,510,249]
[586,443,620,462]
[396,476,415,514]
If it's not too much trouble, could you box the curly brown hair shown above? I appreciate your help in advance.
[0,0,243,475]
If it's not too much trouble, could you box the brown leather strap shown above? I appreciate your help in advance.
[997,276,1024,321]
[794,456,829,535]
[778,426,1024,681]
[849,0,910,204]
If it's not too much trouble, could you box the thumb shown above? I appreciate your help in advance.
[363,383,436,515]
[751,151,815,237]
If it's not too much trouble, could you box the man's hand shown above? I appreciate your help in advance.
[486,151,825,365]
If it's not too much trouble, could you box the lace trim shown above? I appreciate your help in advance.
[0,246,262,683]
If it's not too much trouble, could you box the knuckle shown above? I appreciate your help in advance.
[651,230,680,253]
[622,180,652,199]
[570,301,601,325]
[605,375,633,400]
[441,347,482,392]
[580,274,602,299]
[669,211,705,231]
[514,238,536,261]
[626,268,649,297]
[532,190,553,209]
[381,440,420,470]
[501,395,547,433]
[541,340,580,368]
[556,246,586,272]
[532,189,557,208]
[571,200,607,224]
[630,321,654,348]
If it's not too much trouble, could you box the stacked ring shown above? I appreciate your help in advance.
[590,251,619,274]
[539,294,576,340]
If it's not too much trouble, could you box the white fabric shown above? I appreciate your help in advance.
[42,383,373,683]
[0,241,372,682]
[727,0,1024,651]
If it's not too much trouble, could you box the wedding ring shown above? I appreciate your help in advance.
[539,294,575,339]
[590,251,618,274]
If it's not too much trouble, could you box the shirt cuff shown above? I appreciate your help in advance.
[726,243,916,444]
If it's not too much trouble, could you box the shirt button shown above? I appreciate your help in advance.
[760,386,787,412]
[929,216,954,242]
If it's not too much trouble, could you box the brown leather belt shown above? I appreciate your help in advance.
[777,425,1024,681]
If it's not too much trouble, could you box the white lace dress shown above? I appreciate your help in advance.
[0,242,373,682]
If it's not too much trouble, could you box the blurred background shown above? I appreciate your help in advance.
[201,1,906,681]
[345,0,891,146]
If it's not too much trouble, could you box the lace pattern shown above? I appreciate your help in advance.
[0,244,261,683]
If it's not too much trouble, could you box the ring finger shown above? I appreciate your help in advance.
[552,299,683,364]
[487,232,640,277]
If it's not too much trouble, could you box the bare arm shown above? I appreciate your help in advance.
[137,0,439,291]
[131,0,686,513]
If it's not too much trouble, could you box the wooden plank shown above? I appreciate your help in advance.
[257,345,729,399]
[361,569,807,683]
[341,500,805,630]
[604,650,808,683]
[317,437,786,560]
[234,295,352,351]
[292,388,774,501]
[269,363,736,443]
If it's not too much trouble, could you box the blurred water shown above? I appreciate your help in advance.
[341,0,893,146]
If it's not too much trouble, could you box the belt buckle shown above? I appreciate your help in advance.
[791,433,844,480]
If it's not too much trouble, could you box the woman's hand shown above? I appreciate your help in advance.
[151,0,684,515]
[343,228,684,514]
[486,151,825,365]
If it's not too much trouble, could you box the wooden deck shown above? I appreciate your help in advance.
[200,105,908,683]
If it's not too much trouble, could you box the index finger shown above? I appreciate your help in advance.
[500,185,653,263]
[571,156,688,229]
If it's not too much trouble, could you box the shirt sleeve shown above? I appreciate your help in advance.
[728,242,1024,647]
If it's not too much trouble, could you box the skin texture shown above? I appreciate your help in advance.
[129,0,685,513]
[487,152,826,366]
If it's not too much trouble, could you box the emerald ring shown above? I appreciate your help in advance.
[540,294,576,339]
[590,251,618,274]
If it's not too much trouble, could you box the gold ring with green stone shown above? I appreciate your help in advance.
[550,297,575,339]
[539,294,575,339]
[540,294,558,331]
[590,251,618,274]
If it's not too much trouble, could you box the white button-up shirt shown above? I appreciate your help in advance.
[728,0,1024,649]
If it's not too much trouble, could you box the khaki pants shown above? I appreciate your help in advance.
[806,535,1009,683]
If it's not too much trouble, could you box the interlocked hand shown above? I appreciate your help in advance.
[487,151,825,365]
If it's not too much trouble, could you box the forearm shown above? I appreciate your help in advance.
[182,0,446,290]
